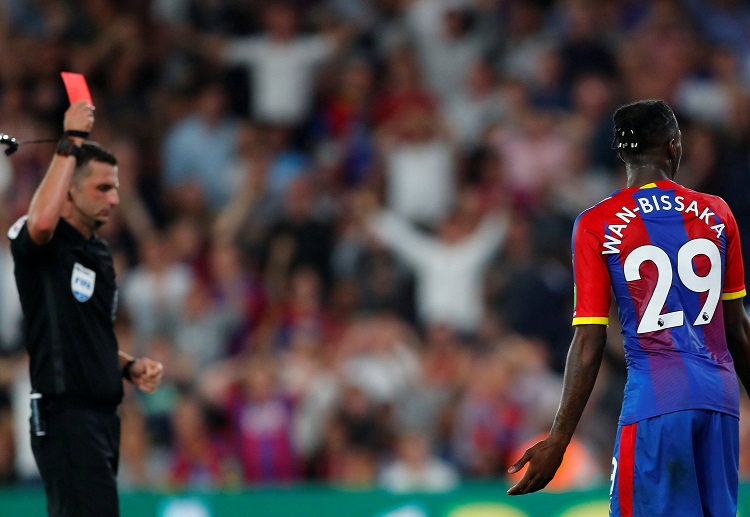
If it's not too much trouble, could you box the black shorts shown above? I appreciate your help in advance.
[31,398,121,517]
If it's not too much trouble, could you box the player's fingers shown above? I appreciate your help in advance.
[142,362,164,388]
[138,377,158,393]
[145,360,163,375]
[73,101,94,116]
[507,450,531,474]
[508,467,544,496]
[507,475,530,495]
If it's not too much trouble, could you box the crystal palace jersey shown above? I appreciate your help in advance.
[571,180,746,425]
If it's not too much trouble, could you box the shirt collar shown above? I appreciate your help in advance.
[56,218,95,244]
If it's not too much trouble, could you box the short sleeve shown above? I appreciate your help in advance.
[8,216,52,261]
[721,204,746,300]
[571,212,612,326]
[8,215,34,257]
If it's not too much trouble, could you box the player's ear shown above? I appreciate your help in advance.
[67,188,76,202]
[667,139,677,161]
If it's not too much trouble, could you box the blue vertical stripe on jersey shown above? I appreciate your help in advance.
[604,217,658,423]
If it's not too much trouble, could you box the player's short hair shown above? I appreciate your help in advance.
[611,100,679,158]
[72,142,117,185]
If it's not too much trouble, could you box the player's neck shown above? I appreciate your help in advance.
[625,165,673,188]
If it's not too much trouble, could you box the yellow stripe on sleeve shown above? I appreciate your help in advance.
[572,316,609,326]
[722,289,747,301]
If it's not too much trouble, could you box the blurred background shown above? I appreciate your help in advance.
[0,0,750,515]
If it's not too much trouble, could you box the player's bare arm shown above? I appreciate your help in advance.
[724,298,750,395]
[507,324,607,495]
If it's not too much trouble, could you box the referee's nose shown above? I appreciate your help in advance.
[108,188,120,207]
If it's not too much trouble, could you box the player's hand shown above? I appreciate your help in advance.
[63,100,95,137]
[129,358,164,393]
[506,434,568,495]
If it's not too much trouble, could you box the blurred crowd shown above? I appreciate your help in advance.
[1,0,750,493]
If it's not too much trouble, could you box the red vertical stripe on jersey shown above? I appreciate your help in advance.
[618,423,637,517]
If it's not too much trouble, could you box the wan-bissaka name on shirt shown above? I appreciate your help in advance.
[602,194,725,255]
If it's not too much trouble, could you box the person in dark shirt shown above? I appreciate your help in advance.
[8,100,163,516]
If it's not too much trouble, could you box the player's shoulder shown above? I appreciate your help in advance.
[671,181,722,203]
[573,188,630,229]
[672,182,734,214]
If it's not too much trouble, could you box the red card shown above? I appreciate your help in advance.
[61,72,92,105]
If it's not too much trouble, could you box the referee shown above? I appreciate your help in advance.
[7,101,163,516]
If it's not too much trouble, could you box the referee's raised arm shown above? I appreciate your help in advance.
[26,100,93,245]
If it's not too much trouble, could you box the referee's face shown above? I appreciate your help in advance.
[69,161,120,231]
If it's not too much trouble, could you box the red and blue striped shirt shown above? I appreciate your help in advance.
[572,179,746,425]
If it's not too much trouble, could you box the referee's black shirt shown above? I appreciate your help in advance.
[8,216,123,406]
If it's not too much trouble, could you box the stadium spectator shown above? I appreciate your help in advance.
[167,392,237,489]
[120,230,194,353]
[313,55,378,187]
[377,98,456,227]
[406,1,485,102]
[227,355,299,484]
[452,343,525,477]
[379,430,459,493]
[366,189,508,334]
[161,80,240,213]
[442,58,507,152]
[213,0,349,127]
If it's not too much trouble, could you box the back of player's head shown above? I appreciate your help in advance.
[611,100,679,160]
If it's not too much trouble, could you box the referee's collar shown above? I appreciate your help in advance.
[57,217,96,244]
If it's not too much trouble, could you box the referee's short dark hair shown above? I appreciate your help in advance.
[611,100,679,160]
[73,142,117,184]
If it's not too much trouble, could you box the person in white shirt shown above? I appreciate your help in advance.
[367,192,508,334]
[216,1,347,126]
[120,231,193,354]
[379,430,459,493]
[406,0,484,102]
[378,103,457,227]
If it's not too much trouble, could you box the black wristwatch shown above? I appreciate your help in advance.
[122,359,136,382]
[56,138,81,158]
